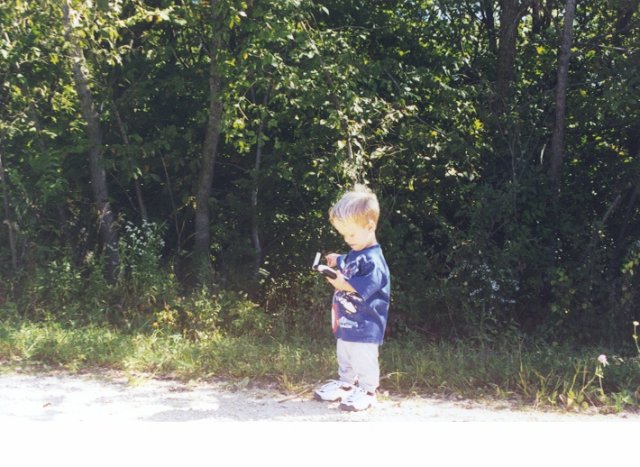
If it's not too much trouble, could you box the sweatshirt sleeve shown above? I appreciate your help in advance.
[345,257,384,301]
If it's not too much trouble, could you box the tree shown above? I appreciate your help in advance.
[495,0,531,109]
[62,1,119,281]
[2,0,640,343]
[0,152,18,271]
[194,0,225,277]
[548,0,578,196]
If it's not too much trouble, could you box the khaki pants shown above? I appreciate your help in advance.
[337,339,380,393]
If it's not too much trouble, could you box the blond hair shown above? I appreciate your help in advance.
[329,184,380,228]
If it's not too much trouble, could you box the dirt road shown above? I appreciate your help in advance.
[3,369,639,467]
[1,370,638,422]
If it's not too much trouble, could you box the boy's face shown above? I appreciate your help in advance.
[332,219,377,252]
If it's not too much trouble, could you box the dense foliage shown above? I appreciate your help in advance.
[1,0,639,349]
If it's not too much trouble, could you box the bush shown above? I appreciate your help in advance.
[114,221,179,321]
[261,271,335,341]
[152,286,266,341]
[6,220,179,328]
[15,254,111,325]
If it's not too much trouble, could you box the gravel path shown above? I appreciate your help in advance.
[2,370,638,467]
[1,370,639,422]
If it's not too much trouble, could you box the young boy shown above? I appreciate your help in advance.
[313,184,391,411]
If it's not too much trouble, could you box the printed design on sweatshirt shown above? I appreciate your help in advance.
[341,258,362,281]
[333,292,362,333]
[334,292,358,314]
[338,316,358,329]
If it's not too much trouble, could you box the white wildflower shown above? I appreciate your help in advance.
[597,354,608,367]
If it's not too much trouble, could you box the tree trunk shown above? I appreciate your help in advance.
[250,92,269,281]
[481,0,498,55]
[613,0,639,41]
[112,99,148,222]
[0,152,18,271]
[609,124,640,267]
[250,136,263,281]
[548,0,578,197]
[63,2,119,282]
[194,0,223,275]
[161,155,183,251]
[495,0,530,110]
[531,0,553,35]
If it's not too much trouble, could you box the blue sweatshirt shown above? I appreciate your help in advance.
[331,244,391,345]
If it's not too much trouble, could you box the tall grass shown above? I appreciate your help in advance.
[1,321,638,413]
[383,333,640,412]
[0,321,335,386]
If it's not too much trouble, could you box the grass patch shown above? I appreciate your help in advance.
[1,321,638,413]
[0,322,336,386]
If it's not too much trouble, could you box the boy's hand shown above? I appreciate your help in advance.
[326,272,356,293]
[325,253,340,268]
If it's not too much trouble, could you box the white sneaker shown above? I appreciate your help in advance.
[339,387,376,411]
[313,380,356,402]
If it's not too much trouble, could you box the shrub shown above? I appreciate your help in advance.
[152,286,266,341]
